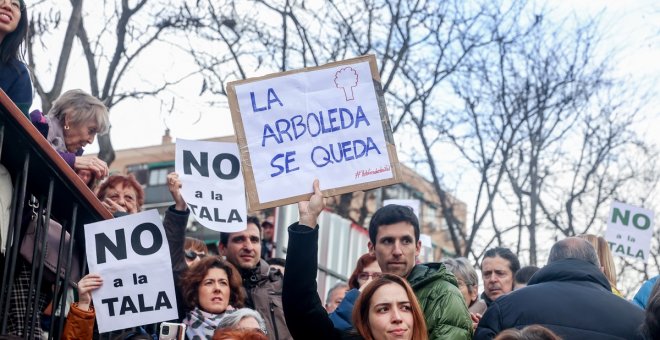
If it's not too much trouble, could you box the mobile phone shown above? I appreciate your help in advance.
[159,322,186,340]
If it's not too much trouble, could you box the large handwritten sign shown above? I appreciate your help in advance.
[175,139,247,232]
[228,55,401,210]
[605,201,654,262]
[84,210,178,332]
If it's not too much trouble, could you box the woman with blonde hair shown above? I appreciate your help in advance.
[577,234,621,296]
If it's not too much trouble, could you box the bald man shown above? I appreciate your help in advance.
[475,237,645,340]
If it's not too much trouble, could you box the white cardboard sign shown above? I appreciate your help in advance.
[175,139,247,232]
[84,210,179,333]
[228,55,400,210]
[605,201,654,262]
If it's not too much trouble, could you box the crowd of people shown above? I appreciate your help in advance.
[1,1,660,339]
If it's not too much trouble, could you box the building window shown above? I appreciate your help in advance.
[148,168,171,186]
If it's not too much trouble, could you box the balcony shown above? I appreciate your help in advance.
[0,90,111,338]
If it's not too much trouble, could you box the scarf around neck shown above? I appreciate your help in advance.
[184,307,226,339]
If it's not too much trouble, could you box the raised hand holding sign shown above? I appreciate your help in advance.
[175,139,247,232]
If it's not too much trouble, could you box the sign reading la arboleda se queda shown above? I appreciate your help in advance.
[227,54,401,210]
[604,201,654,262]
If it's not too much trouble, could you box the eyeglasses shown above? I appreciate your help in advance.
[184,250,206,260]
[3,0,24,12]
[357,272,383,281]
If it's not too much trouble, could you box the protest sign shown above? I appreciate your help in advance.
[84,210,178,333]
[605,201,654,262]
[175,139,247,232]
[228,55,401,210]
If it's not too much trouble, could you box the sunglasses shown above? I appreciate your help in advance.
[184,250,206,260]
[357,272,383,281]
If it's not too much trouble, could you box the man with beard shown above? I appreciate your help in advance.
[219,216,292,339]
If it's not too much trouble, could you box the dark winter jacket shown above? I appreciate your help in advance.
[282,223,362,340]
[407,262,473,339]
[163,205,191,321]
[474,258,645,340]
[329,288,360,330]
[241,258,292,340]
[0,58,32,116]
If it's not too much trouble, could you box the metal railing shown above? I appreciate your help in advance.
[0,90,112,339]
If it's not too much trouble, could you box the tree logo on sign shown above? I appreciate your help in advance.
[335,67,359,101]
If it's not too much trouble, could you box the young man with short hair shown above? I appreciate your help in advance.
[219,216,292,340]
[367,204,473,339]
[283,180,472,339]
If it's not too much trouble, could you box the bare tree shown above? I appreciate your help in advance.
[442,7,658,267]
[27,0,193,164]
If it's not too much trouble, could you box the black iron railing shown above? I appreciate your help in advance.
[0,90,112,339]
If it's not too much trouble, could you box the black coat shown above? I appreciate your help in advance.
[282,223,362,340]
[474,258,644,340]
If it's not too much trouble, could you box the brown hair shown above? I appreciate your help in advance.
[352,274,427,340]
[348,253,378,289]
[185,237,209,253]
[96,174,145,210]
[577,234,617,288]
[494,325,562,340]
[213,328,267,340]
[180,256,245,311]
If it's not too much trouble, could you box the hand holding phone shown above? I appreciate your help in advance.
[159,322,186,340]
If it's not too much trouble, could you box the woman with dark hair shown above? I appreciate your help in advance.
[96,174,145,215]
[180,256,245,339]
[0,0,32,115]
[331,253,382,330]
[352,274,428,340]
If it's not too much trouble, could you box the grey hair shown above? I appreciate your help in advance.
[548,237,600,266]
[442,257,479,293]
[217,308,267,333]
[325,282,349,305]
[48,89,110,135]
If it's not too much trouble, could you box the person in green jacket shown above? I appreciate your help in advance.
[368,204,473,339]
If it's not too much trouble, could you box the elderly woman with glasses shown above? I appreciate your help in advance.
[330,253,383,330]
[442,257,486,329]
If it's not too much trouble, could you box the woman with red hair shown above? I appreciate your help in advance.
[96,174,144,216]
[331,253,382,330]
